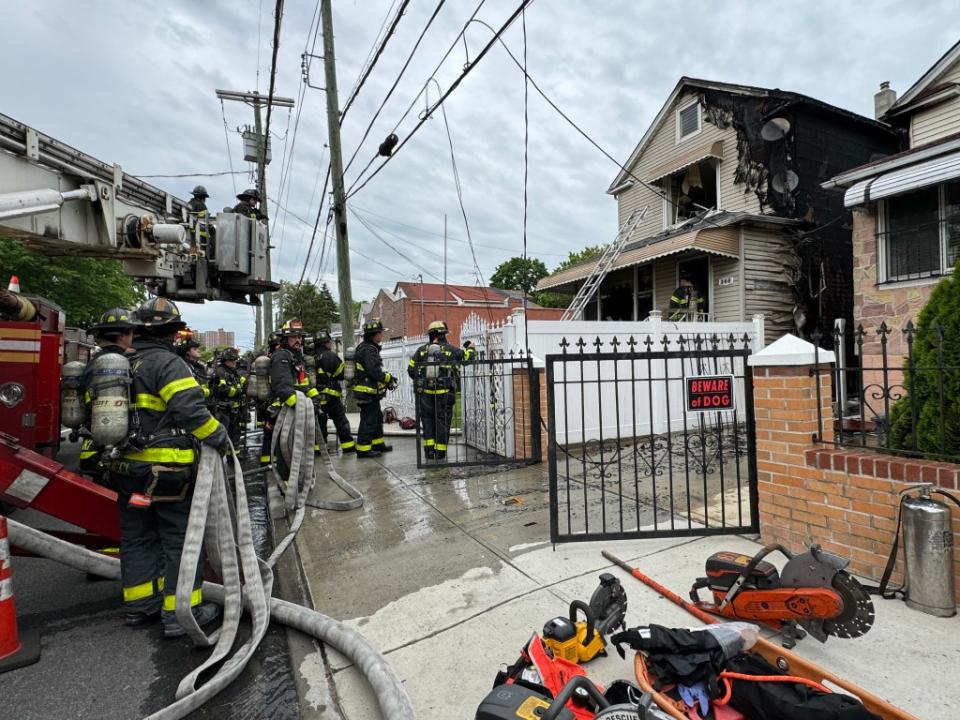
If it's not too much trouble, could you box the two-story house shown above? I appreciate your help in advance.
[824,40,960,366]
[537,77,900,344]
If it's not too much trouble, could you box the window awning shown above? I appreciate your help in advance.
[844,149,960,207]
[537,226,740,291]
[647,141,724,184]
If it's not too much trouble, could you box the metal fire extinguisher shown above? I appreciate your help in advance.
[901,484,957,617]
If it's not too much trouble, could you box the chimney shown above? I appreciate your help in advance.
[874,81,897,120]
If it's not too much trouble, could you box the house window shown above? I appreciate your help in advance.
[881,181,960,282]
[677,100,701,141]
[666,159,718,223]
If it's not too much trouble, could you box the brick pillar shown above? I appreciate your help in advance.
[749,336,836,549]
[512,367,547,462]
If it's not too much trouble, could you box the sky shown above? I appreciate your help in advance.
[2,1,957,348]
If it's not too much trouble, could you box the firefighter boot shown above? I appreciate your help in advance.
[162,603,221,638]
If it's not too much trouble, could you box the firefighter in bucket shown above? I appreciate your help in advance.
[408,321,474,460]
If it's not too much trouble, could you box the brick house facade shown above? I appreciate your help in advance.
[363,282,562,345]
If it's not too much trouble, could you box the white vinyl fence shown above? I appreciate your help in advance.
[459,310,766,445]
[379,334,426,420]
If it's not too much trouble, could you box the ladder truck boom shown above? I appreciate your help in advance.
[0,111,277,305]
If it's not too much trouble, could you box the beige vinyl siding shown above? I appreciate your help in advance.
[909,60,960,147]
[616,91,761,240]
[653,259,677,312]
[910,94,960,147]
[710,255,741,321]
[741,227,796,344]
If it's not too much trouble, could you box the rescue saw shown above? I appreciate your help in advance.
[689,544,875,647]
[543,573,628,663]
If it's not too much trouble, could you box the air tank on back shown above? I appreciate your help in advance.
[88,352,131,447]
[60,361,86,429]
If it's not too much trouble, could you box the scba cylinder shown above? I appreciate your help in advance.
[60,361,86,429]
[903,489,956,617]
[303,354,317,389]
[252,355,271,401]
[89,352,131,447]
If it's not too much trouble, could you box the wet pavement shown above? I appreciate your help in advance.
[297,437,956,720]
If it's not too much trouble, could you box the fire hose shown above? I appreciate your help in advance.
[8,390,413,719]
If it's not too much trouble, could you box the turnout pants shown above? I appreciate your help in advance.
[418,391,455,453]
[215,406,242,454]
[356,396,384,452]
[319,396,355,450]
[114,470,204,614]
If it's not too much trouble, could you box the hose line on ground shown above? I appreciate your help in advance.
[8,388,413,719]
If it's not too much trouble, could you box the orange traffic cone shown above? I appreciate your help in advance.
[0,515,41,673]
[6,276,20,293]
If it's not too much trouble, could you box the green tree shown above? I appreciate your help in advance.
[553,244,607,272]
[888,261,960,457]
[490,257,549,295]
[0,237,144,328]
[275,280,339,335]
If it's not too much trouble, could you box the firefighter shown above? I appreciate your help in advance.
[313,329,355,453]
[354,318,396,458]
[267,319,321,473]
[78,307,138,476]
[174,329,211,406]
[233,188,263,220]
[408,321,474,460]
[115,297,228,636]
[212,347,245,455]
[258,333,281,467]
[186,185,210,252]
[668,269,705,321]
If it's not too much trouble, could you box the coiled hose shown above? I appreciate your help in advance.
[8,390,414,719]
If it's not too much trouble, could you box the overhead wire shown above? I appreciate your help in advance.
[343,0,398,105]
[341,0,450,176]
[134,171,246,179]
[273,1,322,265]
[468,18,732,233]
[339,0,411,123]
[220,100,240,196]
[345,0,534,200]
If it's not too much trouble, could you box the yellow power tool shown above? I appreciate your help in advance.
[542,573,628,664]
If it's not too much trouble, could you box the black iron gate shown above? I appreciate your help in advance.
[415,354,542,469]
[546,334,758,542]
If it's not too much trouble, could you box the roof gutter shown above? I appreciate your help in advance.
[821,135,960,190]
[883,85,960,118]
[607,179,635,196]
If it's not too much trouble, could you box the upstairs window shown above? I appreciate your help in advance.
[677,100,701,141]
[666,159,718,224]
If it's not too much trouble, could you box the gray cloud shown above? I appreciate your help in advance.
[2,1,956,346]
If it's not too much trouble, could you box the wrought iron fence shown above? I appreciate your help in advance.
[814,321,960,462]
[546,333,758,543]
[414,351,541,468]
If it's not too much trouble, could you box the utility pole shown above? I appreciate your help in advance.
[215,88,294,346]
[320,0,355,362]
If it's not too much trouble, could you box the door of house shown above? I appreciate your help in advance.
[677,256,710,318]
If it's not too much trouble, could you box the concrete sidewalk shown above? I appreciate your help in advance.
[292,438,956,719]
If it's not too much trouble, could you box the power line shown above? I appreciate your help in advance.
[345,0,534,199]
[133,170,246,179]
[470,18,730,233]
[262,0,285,203]
[344,0,398,104]
[339,0,411,123]
[350,208,446,283]
[341,0,449,176]
[219,100,239,196]
[348,204,566,256]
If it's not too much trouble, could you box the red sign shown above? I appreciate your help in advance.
[686,375,735,412]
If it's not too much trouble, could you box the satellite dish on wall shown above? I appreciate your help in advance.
[771,170,800,194]
[761,117,791,141]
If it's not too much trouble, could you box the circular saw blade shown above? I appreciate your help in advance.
[822,571,875,639]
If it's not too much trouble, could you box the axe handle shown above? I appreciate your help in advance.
[602,550,920,720]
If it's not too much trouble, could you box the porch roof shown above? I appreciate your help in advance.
[537,224,740,291]
[842,147,960,207]
[647,140,724,184]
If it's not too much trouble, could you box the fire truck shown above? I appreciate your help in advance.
[0,111,275,546]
